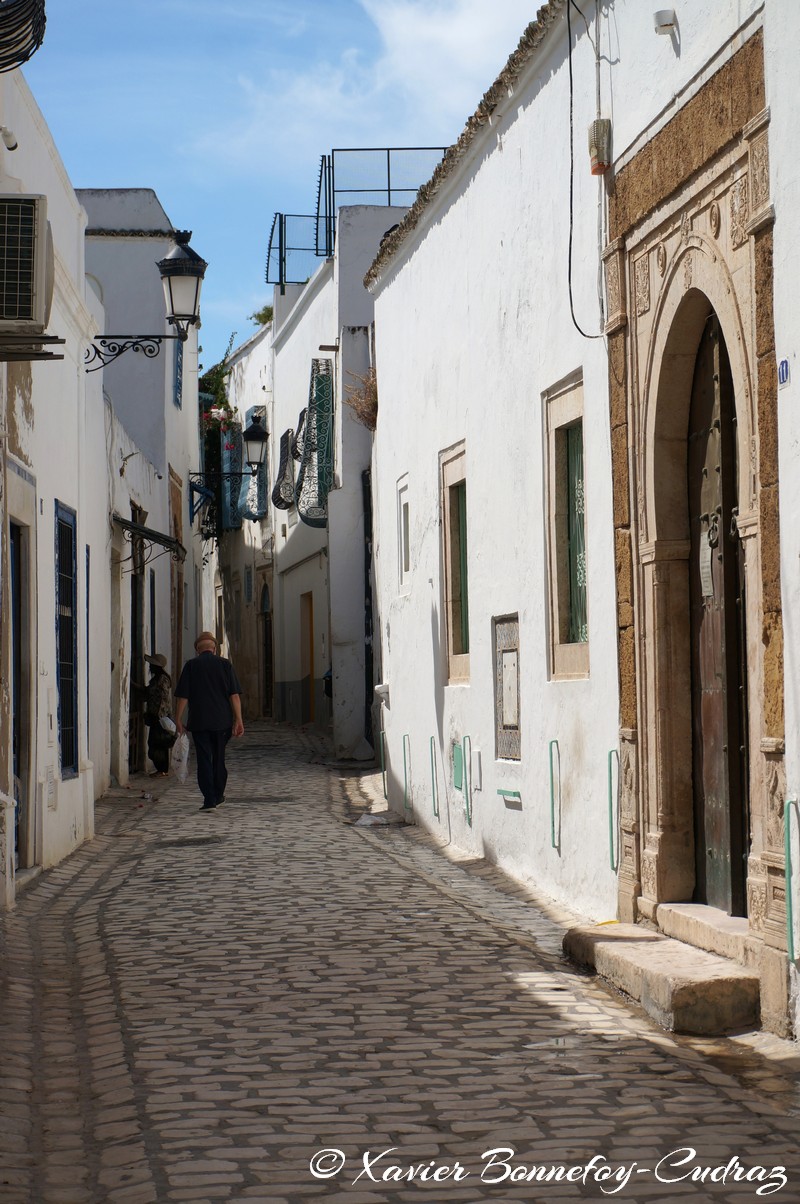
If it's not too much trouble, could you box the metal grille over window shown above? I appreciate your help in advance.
[220,426,243,530]
[272,429,295,510]
[567,423,588,643]
[296,359,333,529]
[237,405,268,521]
[0,0,46,73]
[56,506,78,774]
[0,198,36,320]
[291,408,306,461]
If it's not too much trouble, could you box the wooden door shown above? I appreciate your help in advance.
[688,315,748,915]
[300,591,314,724]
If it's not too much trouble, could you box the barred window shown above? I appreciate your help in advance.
[55,501,79,774]
[545,376,589,679]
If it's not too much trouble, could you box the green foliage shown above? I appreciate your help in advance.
[248,304,274,327]
[198,331,236,409]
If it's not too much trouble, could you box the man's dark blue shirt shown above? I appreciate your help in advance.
[175,652,243,732]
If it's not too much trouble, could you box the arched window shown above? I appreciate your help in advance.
[260,584,270,613]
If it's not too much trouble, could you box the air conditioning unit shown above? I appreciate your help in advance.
[0,194,53,331]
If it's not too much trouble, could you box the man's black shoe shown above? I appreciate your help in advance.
[199,802,218,811]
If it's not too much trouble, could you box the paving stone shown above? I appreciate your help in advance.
[2,721,799,1202]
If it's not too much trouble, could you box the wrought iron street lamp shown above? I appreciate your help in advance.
[242,413,268,474]
[189,411,269,528]
[85,231,207,372]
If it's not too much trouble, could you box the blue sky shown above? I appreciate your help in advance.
[24,0,535,369]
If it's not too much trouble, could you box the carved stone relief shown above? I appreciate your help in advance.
[747,878,767,933]
[730,175,749,248]
[709,201,721,238]
[656,242,666,276]
[619,737,638,824]
[641,850,658,900]
[749,134,770,213]
[764,754,787,852]
[683,252,693,291]
[635,254,650,316]
[602,238,627,333]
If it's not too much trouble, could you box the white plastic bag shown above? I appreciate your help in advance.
[171,733,190,784]
[160,715,177,734]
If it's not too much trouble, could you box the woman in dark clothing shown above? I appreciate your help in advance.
[144,653,175,775]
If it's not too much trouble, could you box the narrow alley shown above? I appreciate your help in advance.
[1,724,799,1204]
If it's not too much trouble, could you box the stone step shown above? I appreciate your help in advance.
[656,902,750,964]
[563,922,760,1035]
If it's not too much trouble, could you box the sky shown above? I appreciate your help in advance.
[23,0,536,371]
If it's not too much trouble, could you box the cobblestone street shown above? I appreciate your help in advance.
[2,722,800,1204]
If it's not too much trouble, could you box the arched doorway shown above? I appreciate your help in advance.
[687,314,749,915]
[633,265,760,919]
[260,584,273,717]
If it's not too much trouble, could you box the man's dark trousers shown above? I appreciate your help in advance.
[192,729,231,807]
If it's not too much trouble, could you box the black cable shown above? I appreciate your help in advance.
[566,0,604,340]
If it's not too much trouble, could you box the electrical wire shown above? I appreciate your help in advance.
[566,0,604,340]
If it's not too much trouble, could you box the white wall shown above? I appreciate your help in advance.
[271,261,335,724]
[0,71,103,877]
[223,322,274,716]
[368,10,618,918]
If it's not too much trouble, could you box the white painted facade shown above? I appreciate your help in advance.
[0,70,103,901]
[79,189,206,787]
[370,11,619,918]
[369,0,799,1027]
[268,206,406,753]
[218,322,275,716]
[0,79,206,906]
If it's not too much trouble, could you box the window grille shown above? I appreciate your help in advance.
[55,502,78,775]
[450,480,469,654]
[237,405,268,520]
[440,444,469,681]
[173,339,183,408]
[567,423,587,643]
[296,359,333,529]
[0,197,36,320]
[272,429,295,510]
[544,375,589,678]
[220,427,243,530]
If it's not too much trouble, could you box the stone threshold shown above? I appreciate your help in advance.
[563,921,760,1035]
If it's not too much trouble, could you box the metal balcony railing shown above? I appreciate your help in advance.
[266,145,446,290]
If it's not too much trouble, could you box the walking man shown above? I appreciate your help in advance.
[175,631,244,811]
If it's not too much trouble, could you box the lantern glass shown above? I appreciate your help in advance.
[243,416,268,473]
[157,231,207,336]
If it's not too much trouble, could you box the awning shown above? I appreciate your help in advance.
[112,513,186,564]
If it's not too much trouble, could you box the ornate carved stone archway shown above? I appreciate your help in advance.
[604,30,789,1031]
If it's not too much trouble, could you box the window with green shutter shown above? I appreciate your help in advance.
[441,442,469,680]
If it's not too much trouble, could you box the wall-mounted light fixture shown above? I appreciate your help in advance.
[189,413,269,525]
[85,231,207,372]
[588,118,612,175]
[654,9,677,34]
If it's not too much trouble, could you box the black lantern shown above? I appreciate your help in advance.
[157,231,207,339]
[242,414,268,474]
[85,230,208,371]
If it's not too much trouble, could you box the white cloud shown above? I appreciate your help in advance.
[359,0,535,125]
[187,0,535,187]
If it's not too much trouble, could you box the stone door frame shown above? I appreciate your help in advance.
[604,36,788,963]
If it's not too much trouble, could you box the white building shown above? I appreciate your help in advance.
[213,321,274,715]
[79,189,207,786]
[0,69,103,903]
[268,206,406,756]
[0,67,206,907]
[367,0,800,1035]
